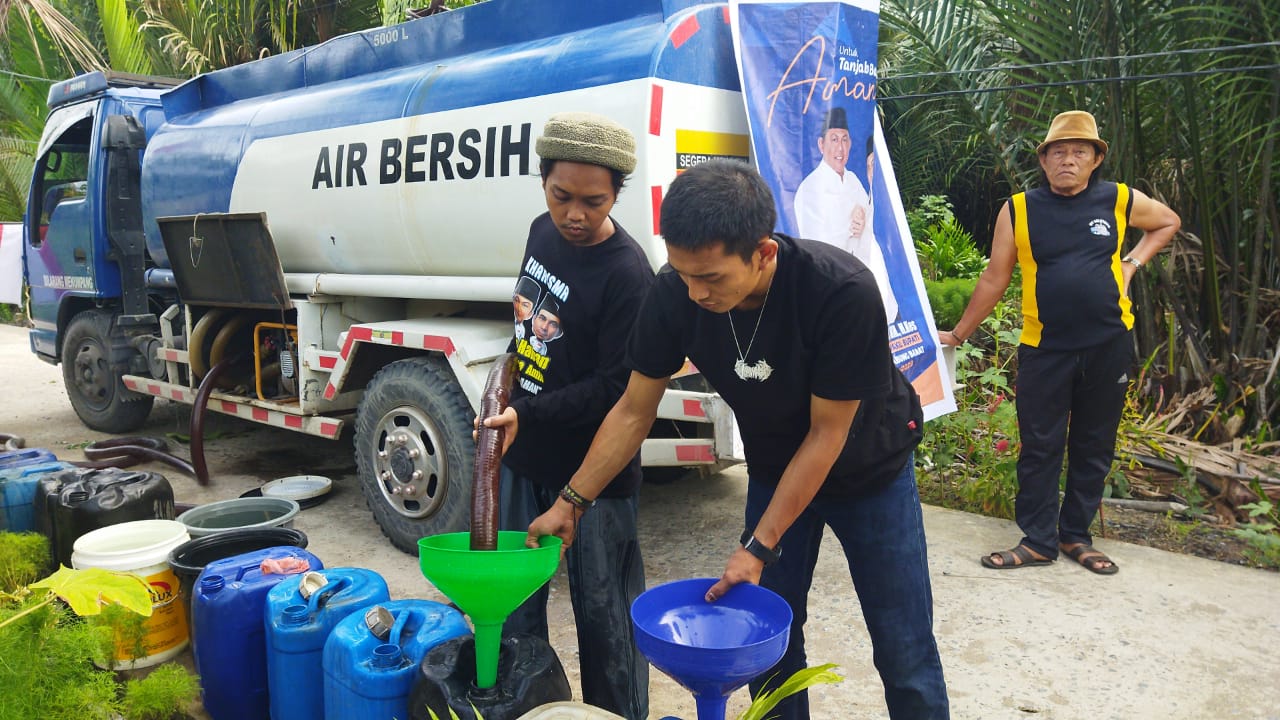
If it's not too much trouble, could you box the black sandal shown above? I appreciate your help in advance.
[1061,543,1118,575]
[980,544,1053,570]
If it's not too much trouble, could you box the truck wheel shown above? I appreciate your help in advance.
[62,309,154,433]
[355,356,475,554]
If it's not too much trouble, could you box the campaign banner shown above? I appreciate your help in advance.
[729,0,956,419]
[0,223,23,306]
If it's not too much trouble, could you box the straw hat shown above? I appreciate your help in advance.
[1036,110,1108,155]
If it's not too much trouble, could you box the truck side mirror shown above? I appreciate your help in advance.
[44,150,62,173]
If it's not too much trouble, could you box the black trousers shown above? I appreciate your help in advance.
[1014,331,1133,558]
[499,467,648,720]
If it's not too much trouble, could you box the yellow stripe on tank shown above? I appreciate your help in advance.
[1012,192,1042,347]
[1111,183,1134,330]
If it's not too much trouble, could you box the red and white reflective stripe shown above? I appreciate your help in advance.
[324,324,458,400]
[123,376,342,439]
[159,348,187,363]
[640,438,718,466]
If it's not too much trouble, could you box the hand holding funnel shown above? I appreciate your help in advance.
[631,578,792,720]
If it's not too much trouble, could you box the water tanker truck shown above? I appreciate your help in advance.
[22,0,749,551]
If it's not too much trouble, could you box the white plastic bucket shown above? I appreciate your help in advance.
[71,519,191,669]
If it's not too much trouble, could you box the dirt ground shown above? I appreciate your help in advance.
[1097,504,1261,566]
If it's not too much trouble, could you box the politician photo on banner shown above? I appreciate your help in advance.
[729,0,954,418]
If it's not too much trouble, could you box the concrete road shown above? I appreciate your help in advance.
[2,323,1277,720]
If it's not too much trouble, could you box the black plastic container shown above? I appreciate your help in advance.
[410,634,571,720]
[34,467,175,569]
[168,526,310,631]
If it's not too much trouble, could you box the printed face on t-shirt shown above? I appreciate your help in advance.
[532,308,562,342]
[513,293,534,321]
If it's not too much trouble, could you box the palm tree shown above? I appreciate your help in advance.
[880,0,1280,435]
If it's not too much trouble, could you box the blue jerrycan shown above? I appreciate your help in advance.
[0,460,72,531]
[0,447,57,471]
[264,567,391,720]
[192,546,323,720]
[322,599,470,720]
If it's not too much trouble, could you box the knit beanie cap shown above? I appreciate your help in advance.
[536,112,637,175]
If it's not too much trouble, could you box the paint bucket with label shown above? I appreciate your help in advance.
[70,519,191,669]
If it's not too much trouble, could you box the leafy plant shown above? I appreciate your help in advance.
[924,277,978,329]
[905,194,956,245]
[0,532,49,593]
[917,293,1022,517]
[0,560,198,720]
[739,663,843,720]
[1232,500,1280,569]
[121,663,202,720]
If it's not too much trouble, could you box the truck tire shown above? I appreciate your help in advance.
[61,309,154,433]
[355,356,475,554]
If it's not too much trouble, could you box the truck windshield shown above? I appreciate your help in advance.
[32,117,92,246]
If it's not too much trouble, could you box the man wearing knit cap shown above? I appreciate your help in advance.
[942,110,1180,575]
[481,111,653,719]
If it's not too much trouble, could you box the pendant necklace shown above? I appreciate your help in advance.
[729,273,774,382]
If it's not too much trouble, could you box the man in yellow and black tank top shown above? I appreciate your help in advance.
[940,111,1180,575]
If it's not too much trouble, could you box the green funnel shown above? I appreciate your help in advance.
[418,530,561,689]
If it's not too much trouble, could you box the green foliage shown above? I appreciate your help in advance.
[917,295,1022,517]
[739,663,843,720]
[908,195,986,282]
[0,532,49,593]
[881,0,1280,434]
[28,565,153,618]
[121,663,202,720]
[924,277,977,329]
[905,194,955,245]
[1232,499,1280,570]
[0,599,119,720]
[0,562,197,720]
[94,601,151,662]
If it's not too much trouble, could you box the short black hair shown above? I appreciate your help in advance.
[660,159,775,263]
[539,158,627,195]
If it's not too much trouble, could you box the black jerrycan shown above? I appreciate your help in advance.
[35,466,175,568]
[410,633,571,720]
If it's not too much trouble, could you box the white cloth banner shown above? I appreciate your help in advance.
[0,223,23,306]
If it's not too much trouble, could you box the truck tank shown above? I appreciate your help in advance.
[139,0,743,284]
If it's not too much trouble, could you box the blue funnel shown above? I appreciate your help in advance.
[630,578,792,720]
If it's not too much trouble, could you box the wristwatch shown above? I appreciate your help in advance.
[1123,256,1143,269]
[740,530,782,566]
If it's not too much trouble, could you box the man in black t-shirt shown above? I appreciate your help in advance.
[526,160,949,720]
[481,112,654,719]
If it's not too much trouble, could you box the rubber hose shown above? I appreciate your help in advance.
[0,433,25,452]
[191,355,235,486]
[74,436,195,476]
[470,353,518,551]
[188,308,229,382]
[208,313,253,389]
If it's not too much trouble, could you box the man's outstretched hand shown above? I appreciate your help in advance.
[704,547,764,602]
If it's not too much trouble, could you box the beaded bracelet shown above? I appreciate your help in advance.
[559,484,594,510]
